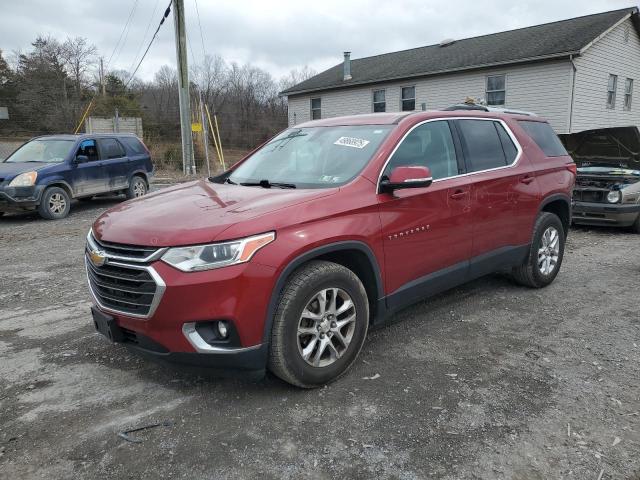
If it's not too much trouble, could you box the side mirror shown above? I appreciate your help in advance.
[74,155,89,164]
[380,166,433,193]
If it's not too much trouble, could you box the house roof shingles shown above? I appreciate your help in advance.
[282,7,639,96]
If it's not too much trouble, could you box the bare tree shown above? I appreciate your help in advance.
[62,37,97,99]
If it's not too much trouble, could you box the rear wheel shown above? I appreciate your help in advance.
[512,212,565,288]
[37,186,71,220]
[269,260,369,388]
[126,176,147,200]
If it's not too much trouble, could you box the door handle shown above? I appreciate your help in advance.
[449,189,467,199]
[520,174,535,185]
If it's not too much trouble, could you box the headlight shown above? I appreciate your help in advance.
[161,232,275,272]
[9,171,37,187]
[606,190,622,204]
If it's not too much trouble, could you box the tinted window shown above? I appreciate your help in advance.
[495,123,518,163]
[457,120,508,171]
[77,139,99,161]
[384,121,459,180]
[98,139,126,159]
[518,121,568,157]
[120,136,146,154]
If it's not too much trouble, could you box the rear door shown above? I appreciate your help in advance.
[71,139,105,196]
[377,119,473,308]
[97,138,129,192]
[454,118,539,274]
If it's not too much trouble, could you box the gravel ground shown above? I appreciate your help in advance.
[0,193,639,480]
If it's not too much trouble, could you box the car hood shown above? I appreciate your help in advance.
[93,179,337,246]
[561,126,640,170]
[0,161,51,181]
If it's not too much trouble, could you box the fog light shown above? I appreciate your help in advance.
[217,321,229,339]
[607,190,621,203]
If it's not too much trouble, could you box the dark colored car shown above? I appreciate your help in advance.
[0,133,153,220]
[561,126,640,232]
[86,110,575,388]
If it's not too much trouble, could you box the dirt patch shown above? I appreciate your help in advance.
[0,197,639,479]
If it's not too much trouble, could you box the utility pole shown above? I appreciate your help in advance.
[172,0,195,174]
[99,57,106,96]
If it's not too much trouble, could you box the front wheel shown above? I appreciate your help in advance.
[511,212,565,288]
[269,260,369,388]
[126,176,147,200]
[37,186,71,220]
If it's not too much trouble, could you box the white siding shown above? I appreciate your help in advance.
[287,61,573,133]
[571,17,640,132]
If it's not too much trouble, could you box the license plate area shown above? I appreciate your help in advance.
[91,307,124,343]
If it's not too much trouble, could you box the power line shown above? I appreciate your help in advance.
[193,0,207,61]
[127,0,162,75]
[125,0,173,87]
[106,0,140,70]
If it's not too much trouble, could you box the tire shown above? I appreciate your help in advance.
[269,260,369,388]
[126,176,147,200]
[37,186,71,220]
[511,212,565,288]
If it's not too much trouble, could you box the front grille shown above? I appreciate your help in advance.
[573,189,606,203]
[86,255,161,317]
[89,232,162,262]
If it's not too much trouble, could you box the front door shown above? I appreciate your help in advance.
[72,139,105,196]
[377,120,473,310]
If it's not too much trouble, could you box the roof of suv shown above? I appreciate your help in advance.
[295,110,545,128]
[30,133,141,141]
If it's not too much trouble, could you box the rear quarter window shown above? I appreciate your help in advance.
[119,137,147,155]
[518,121,568,157]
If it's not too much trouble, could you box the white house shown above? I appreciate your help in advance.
[281,7,640,135]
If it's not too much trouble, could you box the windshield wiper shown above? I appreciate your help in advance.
[240,179,296,189]
[224,177,237,185]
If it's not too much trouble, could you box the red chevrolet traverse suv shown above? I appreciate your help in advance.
[86,110,575,387]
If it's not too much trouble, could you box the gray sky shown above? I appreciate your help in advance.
[0,0,637,82]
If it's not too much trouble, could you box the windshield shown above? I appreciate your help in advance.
[227,125,393,188]
[4,139,75,163]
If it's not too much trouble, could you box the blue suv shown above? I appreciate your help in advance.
[0,134,154,219]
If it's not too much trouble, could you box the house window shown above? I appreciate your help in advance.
[401,86,416,111]
[310,98,321,120]
[623,25,630,44]
[624,78,633,110]
[373,89,386,112]
[607,74,618,108]
[486,75,506,106]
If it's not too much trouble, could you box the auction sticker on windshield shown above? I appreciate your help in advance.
[334,137,370,149]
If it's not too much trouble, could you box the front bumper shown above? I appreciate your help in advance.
[0,185,44,211]
[572,200,640,227]
[88,257,277,371]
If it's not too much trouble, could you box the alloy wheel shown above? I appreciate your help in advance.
[297,288,357,367]
[538,226,560,275]
[133,180,146,197]
[48,193,67,215]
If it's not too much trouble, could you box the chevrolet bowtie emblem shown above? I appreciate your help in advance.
[89,249,107,267]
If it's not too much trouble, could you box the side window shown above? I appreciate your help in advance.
[457,120,508,172]
[495,123,518,163]
[120,136,146,154]
[518,121,568,157]
[77,139,98,161]
[98,138,126,159]
[384,121,459,180]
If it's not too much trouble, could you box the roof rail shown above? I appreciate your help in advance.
[442,104,536,116]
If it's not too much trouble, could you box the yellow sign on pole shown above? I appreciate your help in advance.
[191,122,203,132]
